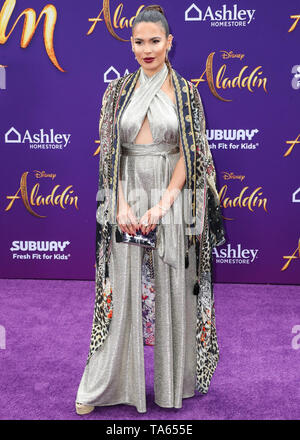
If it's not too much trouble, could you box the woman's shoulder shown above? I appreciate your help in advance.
[171,67,197,95]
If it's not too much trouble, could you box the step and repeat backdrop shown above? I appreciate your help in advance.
[0,0,299,283]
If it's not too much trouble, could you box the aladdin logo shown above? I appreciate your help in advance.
[219,184,268,218]
[284,134,300,156]
[10,241,70,252]
[4,171,79,218]
[4,127,71,150]
[88,0,144,41]
[281,239,300,271]
[288,15,300,32]
[213,244,258,264]
[184,3,256,26]
[0,0,63,71]
[191,52,267,102]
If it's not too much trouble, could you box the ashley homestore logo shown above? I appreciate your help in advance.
[184,3,256,25]
[213,243,259,264]
[4,127,71,150]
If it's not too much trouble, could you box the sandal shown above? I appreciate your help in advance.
[75,402,95,415]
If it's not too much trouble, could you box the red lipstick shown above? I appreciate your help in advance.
[143,57,155,63]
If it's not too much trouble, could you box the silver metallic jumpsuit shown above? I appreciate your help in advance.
[76,62,197,413]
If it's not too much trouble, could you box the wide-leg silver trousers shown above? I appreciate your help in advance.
[76,232,197,413]
[76,142,198,413]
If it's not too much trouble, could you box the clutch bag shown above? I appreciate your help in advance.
[115,226,158,249]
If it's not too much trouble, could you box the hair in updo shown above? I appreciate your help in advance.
[132,5,172,79]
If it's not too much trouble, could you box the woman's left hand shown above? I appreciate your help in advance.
[139,205,165,235]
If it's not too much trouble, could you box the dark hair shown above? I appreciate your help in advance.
[132,5,172,80]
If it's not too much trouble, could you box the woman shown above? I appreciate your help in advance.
[75,5,226,415]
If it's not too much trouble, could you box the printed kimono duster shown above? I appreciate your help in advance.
[88,65,226,395]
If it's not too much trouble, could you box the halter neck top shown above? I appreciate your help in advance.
[120,62,179,145]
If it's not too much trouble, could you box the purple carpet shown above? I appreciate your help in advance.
[0,279,299,420]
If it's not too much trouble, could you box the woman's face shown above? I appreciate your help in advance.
[131,21,172,76]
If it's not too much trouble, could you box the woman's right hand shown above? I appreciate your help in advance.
[117,201,140,235]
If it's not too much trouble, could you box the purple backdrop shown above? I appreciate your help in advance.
[0,0,299,284]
